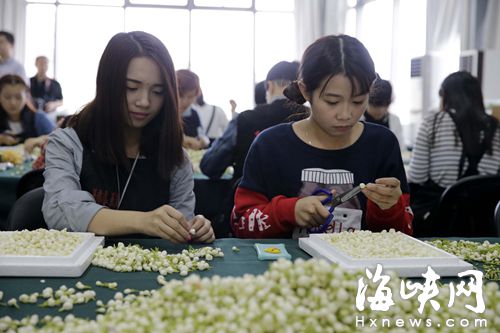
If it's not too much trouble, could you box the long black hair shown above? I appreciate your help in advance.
[284,35,376,104]
[436,71,498,157]
[70,31,183,180]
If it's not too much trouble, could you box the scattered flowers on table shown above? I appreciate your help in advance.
[425,239,500,281]
[38,284,96,312]
[91,243,223,275]
[95,281,118,290]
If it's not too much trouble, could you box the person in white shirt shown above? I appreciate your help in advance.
[177,69,209,150]
[193,92,228,145]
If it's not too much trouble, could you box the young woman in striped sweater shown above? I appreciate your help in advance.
[408,71,500,233]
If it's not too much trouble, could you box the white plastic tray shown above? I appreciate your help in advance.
[0,232,104,277]
[299,233,473,277]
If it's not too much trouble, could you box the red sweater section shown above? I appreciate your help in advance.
[232,188,414,238]
[231,187,298,238]
[366,193,413,235]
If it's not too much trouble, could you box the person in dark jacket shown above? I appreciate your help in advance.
[200,61,308,181]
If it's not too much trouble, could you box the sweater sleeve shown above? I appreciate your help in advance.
[42,128,103,232]
[169,151,195,220]
[365,193,413,235]
[231,187,298,238]
[231,134,299,238]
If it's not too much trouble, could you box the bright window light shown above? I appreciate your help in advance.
[125,8,190,69]
[55,5,124,113]
[255,0,294,12]
[26,0,55,3]
[23,1,296,115]
[194,0,251,8]
[400,0,426,58]
[191,10,254,116]
[255,12,296,82]
[345,7,356,37]
[25,4,56,78]
[391,0,427,126]
[58,0,124,6]
[129,0,187,5]
[358,0,393,79]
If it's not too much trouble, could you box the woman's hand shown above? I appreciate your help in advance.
[183,136,205,150]
[24,136,48,154]
[189,214,215,243]
[0,134,19,146]
[144,205,192,243]
[294,195,330,229]
[362,177,402,210]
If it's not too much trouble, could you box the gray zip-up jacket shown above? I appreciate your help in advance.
[42,128,195,232]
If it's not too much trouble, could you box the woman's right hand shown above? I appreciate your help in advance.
[144,205,192,243]
[294,196,331,229]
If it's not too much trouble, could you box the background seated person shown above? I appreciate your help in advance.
[0,74,54,151]
[408,71,500,234]
[193,91,228,146]
[362,78,405,151]
[176,69,209,150]
[200,61,307,181]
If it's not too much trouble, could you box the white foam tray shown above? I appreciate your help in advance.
[299,233,473,277]
[0,232,104,277]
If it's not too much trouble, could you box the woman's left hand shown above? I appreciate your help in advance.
[24,136,48,154]
[189,215,215,243]
[361,177,402,210]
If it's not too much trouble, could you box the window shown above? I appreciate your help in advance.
[125,8,190,70]
[130,0,187,5]
[58,0,123,5]
[194,0,251,8]
[24,4,56,78]
[55,5,124,112]
[255,11,295,82]
[357,0,394,79]
[255,0,294,12]
[191,10,254,112]
[25,1,295,116]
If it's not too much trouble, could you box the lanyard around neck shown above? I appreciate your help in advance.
[116,152,140,209]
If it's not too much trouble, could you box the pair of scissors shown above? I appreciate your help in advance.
[308,183,366,233]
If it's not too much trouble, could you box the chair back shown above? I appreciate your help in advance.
[6,187,47,231]
[495,200,500,234]
[193,177,233,238]
[16,168,44,199]
[437,175,500,237]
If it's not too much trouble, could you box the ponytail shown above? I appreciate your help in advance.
[284,81,306,104]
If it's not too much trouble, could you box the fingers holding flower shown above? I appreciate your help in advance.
[361,177,402,210]
[189,215,215,243]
